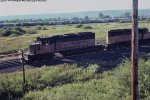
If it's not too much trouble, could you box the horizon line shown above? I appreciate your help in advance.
[0,8,150,17]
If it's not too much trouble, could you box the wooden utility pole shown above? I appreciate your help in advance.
[131,0,139,99]
[21,50,26,93]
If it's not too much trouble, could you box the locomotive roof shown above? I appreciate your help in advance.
[29,41,41,46]
[108,28,148,37]
[37,32,95,43]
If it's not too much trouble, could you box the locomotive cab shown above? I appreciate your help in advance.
[29,42,42,54]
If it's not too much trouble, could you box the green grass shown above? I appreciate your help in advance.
[0,22,150,99]
[23,59,150,100]
[0,59,150,99]
[1,22,150,54]
[0,64,100,99]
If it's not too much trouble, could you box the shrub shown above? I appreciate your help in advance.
[0,29,12,36]
[75,24,83,28]
[146,17,150,22]
[139,59,150,98]
[26,26,30,28]
[23,60,131,100]
[42,27,48,30]
[0,64,98,99]
[9,33,18,37]
[67,24,72,26]
[0,27,26,37]
[26,29,38,34]
[0,73,23,99]
[14,27,26,33]
[51,27,56,29]
[83,26,92,29]
[23,59,150,100]
[0,58,150,99]
[36,26,42,30]
[118,20,131,23]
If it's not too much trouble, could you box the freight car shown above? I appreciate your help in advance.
[24,32,104,62]
[24,28,150,63]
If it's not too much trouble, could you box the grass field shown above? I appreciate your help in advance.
[0,59,149,99]
[0,22,150,99]
[0,22,150,54]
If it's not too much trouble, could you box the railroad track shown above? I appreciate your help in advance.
[0,59,22,70]
[0,42,149,72]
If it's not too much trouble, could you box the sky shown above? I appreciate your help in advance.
[0,0,150,16]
